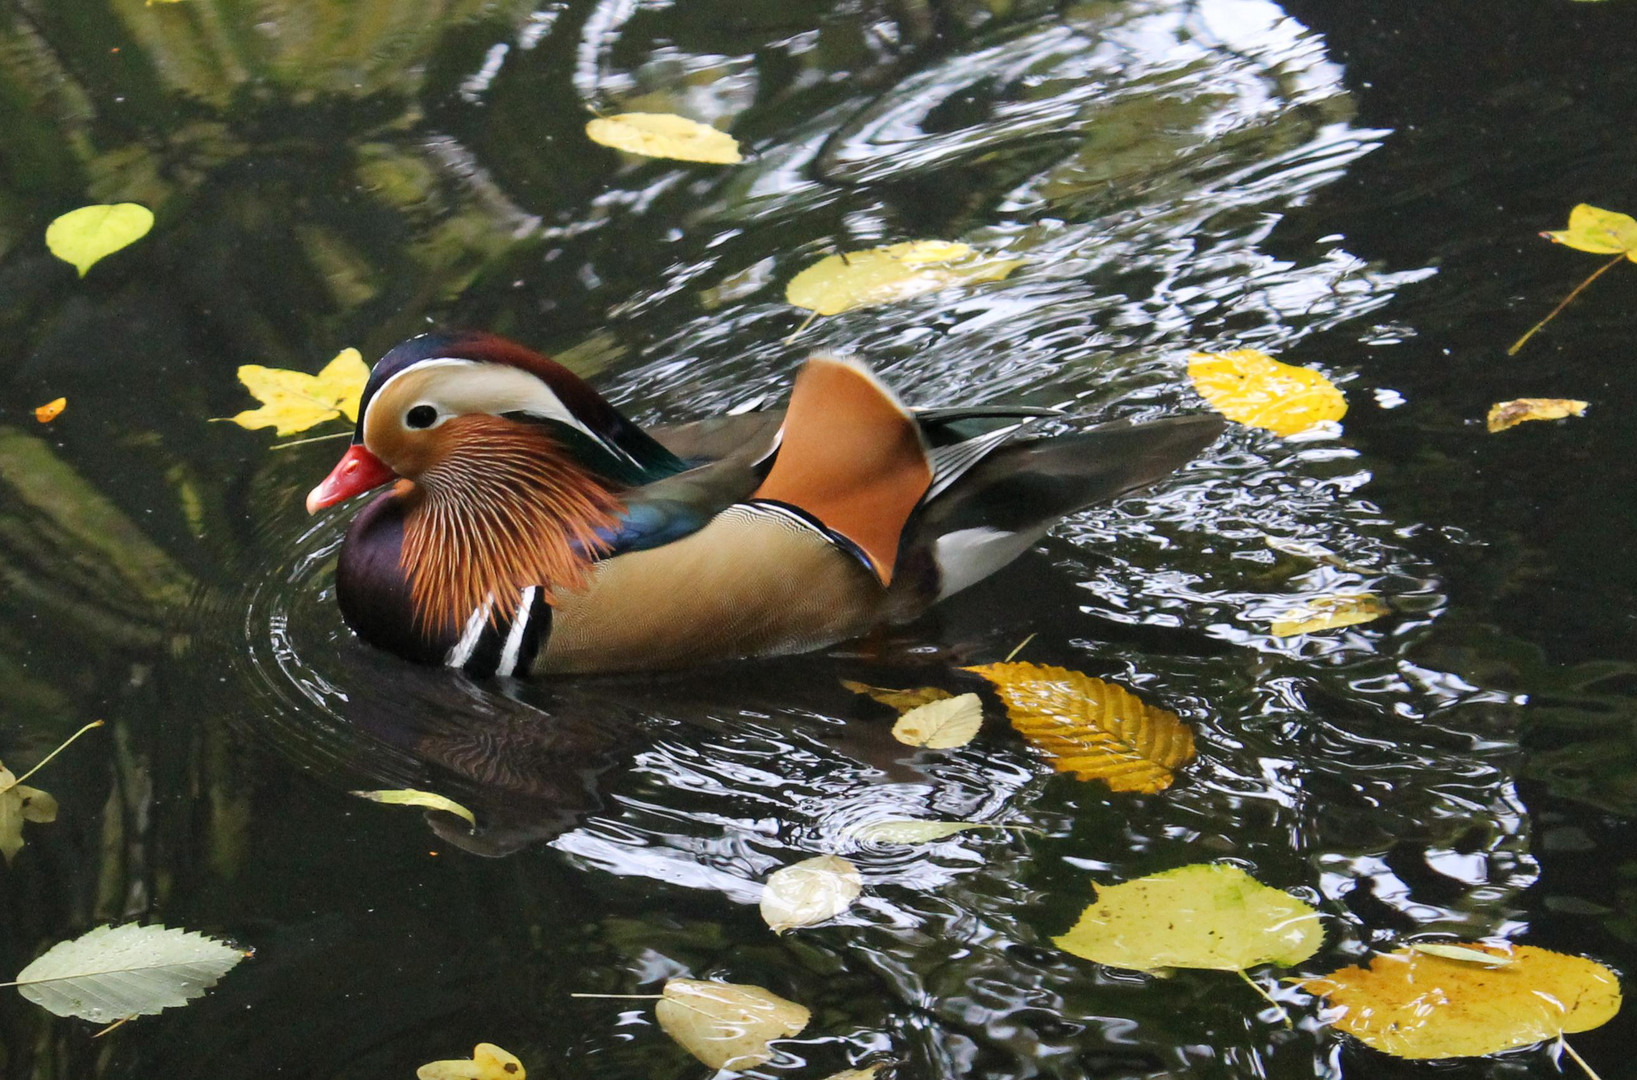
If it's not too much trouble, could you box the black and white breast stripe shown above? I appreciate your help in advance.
[443,587,552,677]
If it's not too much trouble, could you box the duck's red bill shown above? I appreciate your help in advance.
[306,445,396,514]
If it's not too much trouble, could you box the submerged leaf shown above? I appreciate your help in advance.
[760,855,863,933]
[1188,350,1346,437]
[351,788,477,829]
[1486,397,1589,433]
[229,348,369,436]
[1542,204,1637,259]
[45,204,154,276]
[786,242,1023,317]
[11,924,248,1022]
[967,662,1193,792]
[34,398,66,423]
[892,694,983,749]
[656,978,809,1070]
[585,113,742,164]
[417,1043,525,1080]
[1296,944,1621,1059]
[1055,864,1322,972]
[1269,594,1389,637]
[840,679,955,712]
[0,766,58,865]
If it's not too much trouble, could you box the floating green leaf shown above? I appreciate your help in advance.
[351,788,477,829]
[45,204,154,276]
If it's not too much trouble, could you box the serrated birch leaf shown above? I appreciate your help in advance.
[656,978,809,1070]
[760,855,862,933]
[1269,594,1389,637]
[1542,204,1637,258]
[1486,397,1588,433]
[0,765,58,865]
[1188,350,1346,437]
[1294,944,1621,1059]
[1054,864,1322,972]
[45,204,153,276]
[228,348,369,436]
[585,114,741,164]
[966,662,1193,793]
[417,1042,525,1080]
[848,820,1022,844]
[892,693,982,748]
[11,924,247,1022]
[840,679,955,711]
[787,242,1023,317]
[351,788,476,829]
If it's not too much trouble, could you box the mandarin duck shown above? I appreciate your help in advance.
[307,332,1224,677]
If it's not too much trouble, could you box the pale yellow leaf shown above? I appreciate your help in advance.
[1268,594,1389,637]
[1486,397,1588,433]
[1542,203,1637,259]
[1188,349,1346,437]
[585,113,741,164]
[1408,942,1515,967]
[1054,863,1323,972]
[786,242,1024,317]
[847,820,1026,844]
[228,348,369,436]
[966,661,1194,793]
[821,1068,885,1080]
[760,854,862,933]
[1295,944,1621,1059]
[417,1043,525,1080]
[46,204,154,277]
[13,923,248,1022]
[840,679,955,712]
[891,693,982,748]
[0,765,57,866]
[351,788,476,829]
[656,978,809,1070]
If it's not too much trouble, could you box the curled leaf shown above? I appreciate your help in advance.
[585,113,741,164]
[417,1043,525,1080]
[229,348,369,436]
[0,767,58,865]
[351,788,477,829]
[967,661,1193,793]
[760,854,862,933]
[11,924,248,1023]
[34,398,66,423]
[840,679,954,712]
[1188,349,1346,437]
[45,204,154,276]
[1542,203,1637,259]
[1295,944,1621,1059]
[656,978,809,1070]
[1486,397,1588,433]
[786,242,1023,317]
[892,694,983,749]
[1268,594,1389,637]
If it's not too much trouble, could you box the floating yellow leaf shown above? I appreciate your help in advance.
[759,854,862,933]
[34,398,66,423]
[1269,594,1389,637]
[351,788,476,830]
[656,978,809,1071]
[892,693,983,749]
[229,348,369,436]
[821,1068,884,1080]
[1542,203,1637,258]
[1408,942,1515,967]
[1055,864,1323,972]
[45,204,154,276]
[585,113,742,164]
[0,765,58,865]
[417,1043,525,1080]
[847,820,1033,844]
[966,661,1193,793]
[786,242,1024,317]
[1486,397,1589,433]
[1188,350,1346,437]
[1296,944,1621,1059]
[840,679,954,712]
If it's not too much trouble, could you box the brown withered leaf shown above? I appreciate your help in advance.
[1486,398,1589,433]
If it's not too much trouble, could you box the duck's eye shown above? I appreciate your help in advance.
[405,404,438,429]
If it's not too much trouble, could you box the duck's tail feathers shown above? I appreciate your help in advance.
[890,413,1226,608]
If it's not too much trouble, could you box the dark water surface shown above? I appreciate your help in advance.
[2,1,1635,1077]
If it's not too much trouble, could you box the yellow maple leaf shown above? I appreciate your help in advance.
[1188,350,1346,437]
[1295,944,1621,1059]
[585,113,742,164]
[1268,594,1389,637]
[1485,397,1589,433]
[228,348,369,436]
[1542,203,1637,258]
[417,1043,525,1080]
[786,242,1024,318]
[966,661,1194,793]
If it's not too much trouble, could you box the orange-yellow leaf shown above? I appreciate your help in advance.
[840,679,954,712]
[1188,350,1346,437]
[1295,944,1622,1059]
[966,661,1193,792]
[34,398,66,423]
[227,348,368,436]
[416,1043,525,1080]
[1542,204,1637,259]
[1486,397,1588,433]
[1269,594,1388,637]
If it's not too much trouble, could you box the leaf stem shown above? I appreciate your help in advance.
[783,310,819,345]
[1508,253,1624,356]
[569,993,664,999]
[1235,969,1292,1029]
[1559,1038,1605,1080]
[92,1015,136,1038]
[6,720,105,789]
[1002,633,1036,663]
[269,430,353,451]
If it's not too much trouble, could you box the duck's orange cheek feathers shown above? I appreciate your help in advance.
[307,445,397,514]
